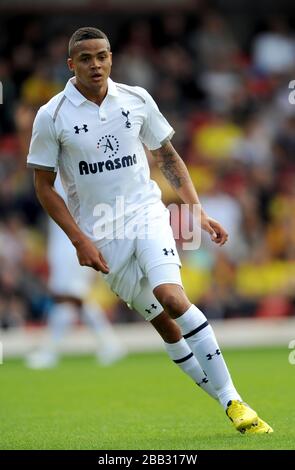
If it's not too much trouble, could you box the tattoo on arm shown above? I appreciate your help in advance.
[151,142,188,189]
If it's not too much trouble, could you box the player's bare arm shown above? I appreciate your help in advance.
[151,141,228,246]
[34,169,109,273]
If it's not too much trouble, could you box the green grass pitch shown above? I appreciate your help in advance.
[0,347,294,450]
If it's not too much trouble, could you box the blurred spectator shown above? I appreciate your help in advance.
[0,59,16,134]
[112,20,156,90]
[200,179,246,262]
[21,60,63,107]
[189,11,240,71]
[252,17,295,75]
[47,35,72,85]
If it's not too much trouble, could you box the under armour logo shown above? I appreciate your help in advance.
[74,124,88,134]
[121,109,131,128]
[206,349,221,360]
[163,248,175,256]
[145,304,158,315]
[197,377,209,386]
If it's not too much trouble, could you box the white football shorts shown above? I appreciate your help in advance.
[99,206,183,321]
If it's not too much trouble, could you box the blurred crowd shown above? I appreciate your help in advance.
[0,9,295,328]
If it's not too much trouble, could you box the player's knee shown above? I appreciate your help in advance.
[154,285,189,318]
[161,294,182,316]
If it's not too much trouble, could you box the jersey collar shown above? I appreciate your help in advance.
[107,78,118,97]
[64,77,118,106]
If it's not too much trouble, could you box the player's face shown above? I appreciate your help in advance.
[68,38,112,92]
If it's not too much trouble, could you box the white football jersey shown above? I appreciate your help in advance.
[27,77,174,246]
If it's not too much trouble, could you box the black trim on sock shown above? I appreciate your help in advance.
[173,352,194,364]
[183,321,209,339]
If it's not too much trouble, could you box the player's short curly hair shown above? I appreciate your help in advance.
[68,27,111,57]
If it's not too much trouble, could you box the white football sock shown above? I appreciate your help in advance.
[175,305,241,409]
[164,338,218,400]
[46,302,77,353]
[82,302,125,353]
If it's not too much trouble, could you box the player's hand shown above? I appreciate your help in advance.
[73,237,110,273]
[201,214,228,246]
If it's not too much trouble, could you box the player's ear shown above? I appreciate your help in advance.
[67,57,74,72]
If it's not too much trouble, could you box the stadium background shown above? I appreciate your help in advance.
[0,0,295,344]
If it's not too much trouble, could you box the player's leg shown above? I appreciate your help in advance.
[49,295,79,344]
[26,296,78,369]
[132,276,272,434]
[136,213,272,433]
[100,229,272,433]
[81,301,126,365]
[135,220,241,411]
[132,279,218,400]
[151,272,273,433]
[99,238,216,394]
[148,266,242,407]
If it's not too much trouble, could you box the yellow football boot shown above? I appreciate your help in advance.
[226,400,258,432]
[243,418,273,434]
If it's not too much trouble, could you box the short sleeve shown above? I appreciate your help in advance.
[27,108,59,171]
[139,88,175,150]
